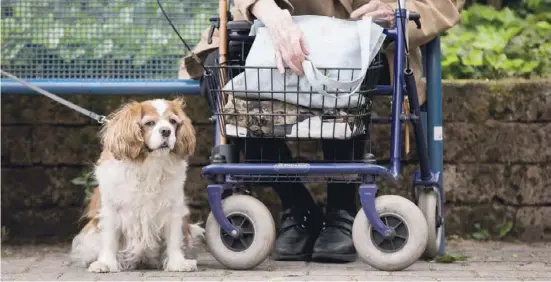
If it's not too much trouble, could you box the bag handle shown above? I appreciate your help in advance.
[302,18,375,99]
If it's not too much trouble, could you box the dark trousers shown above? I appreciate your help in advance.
[232,138,364,215]
[201,50,390,215]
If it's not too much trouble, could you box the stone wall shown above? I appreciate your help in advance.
[1,79,550,243]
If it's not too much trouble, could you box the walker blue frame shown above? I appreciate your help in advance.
[0,1,445,256]
[201,3,446,255]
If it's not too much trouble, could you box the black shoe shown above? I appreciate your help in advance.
[273,208,322,261]
[312,210,357,263]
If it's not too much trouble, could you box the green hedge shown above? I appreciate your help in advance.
[441,0,551,79]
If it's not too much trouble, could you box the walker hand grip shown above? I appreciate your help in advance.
[227,20,252,31]
[374,19,391,29]
[207,16,220,44]
[408,12,421,29]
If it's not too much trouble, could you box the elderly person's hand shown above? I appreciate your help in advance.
[252,0,309,76]
[266,10,309,76]
[350,0,395,27]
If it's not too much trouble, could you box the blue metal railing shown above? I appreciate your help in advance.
[0,79,200,95]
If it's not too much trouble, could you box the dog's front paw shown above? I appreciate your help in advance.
[88,260,120,273]
[164,255,197,272]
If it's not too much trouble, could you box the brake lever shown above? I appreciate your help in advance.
[374,12,420,29]
[207,16,220,44]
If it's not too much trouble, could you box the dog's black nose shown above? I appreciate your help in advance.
[160,128,171,137]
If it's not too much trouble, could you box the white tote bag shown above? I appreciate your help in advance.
[222,15,386,109]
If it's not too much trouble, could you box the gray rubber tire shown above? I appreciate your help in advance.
[352,195,428,271]
[418,190,442,259]
[205,195,275,270]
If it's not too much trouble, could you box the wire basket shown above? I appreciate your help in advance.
[205,57,382,140]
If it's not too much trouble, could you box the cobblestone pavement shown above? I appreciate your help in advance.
[2,240,550,281]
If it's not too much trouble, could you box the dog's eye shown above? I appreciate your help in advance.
[169,118,178,125]
[144,121,155,127]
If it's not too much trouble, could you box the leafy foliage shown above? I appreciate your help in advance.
[441,0,551,79]
[471,223,491,240]
[499,221,514,239]
[71,170,98,201]
[435,252,468,263]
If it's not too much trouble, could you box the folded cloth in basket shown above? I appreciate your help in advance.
[222,96,367,139]
[225,117,355,139]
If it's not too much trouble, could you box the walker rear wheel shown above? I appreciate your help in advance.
[418,190,442,259]
[205,195,275,270]
[352,195,428,271]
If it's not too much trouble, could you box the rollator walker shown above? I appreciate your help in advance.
[201,0,445,271]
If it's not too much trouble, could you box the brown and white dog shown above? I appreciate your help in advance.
[70,98,204,273]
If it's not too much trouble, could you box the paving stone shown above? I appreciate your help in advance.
[96,272,145,281]
[516,262,551,271]
[0,257,37,274]
[391,270,478,278]
[470,278,518,281]
[0,275,16,281]
[429,262,514,271]
[349,276,404,281]
[475,270,539,279]
[532,274,551,280]
[7,272,63,281]
[180,268,229,277]
[1,241,550,281]
[142,273,188,281]
[400,261,432,271]
[287,276,363,281]
[56,272,99,281]
[388,276,441,281]
[183,276,224,281]
[222,274,282,281]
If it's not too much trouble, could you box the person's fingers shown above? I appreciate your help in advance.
[350,1,379,19]
[275,50,285,75]
[281,49,302,76]
[292,40,306,75]
[287,54,304,76]
[268,16,308,76]
[363,9,392,20]
[300,37,309,56]
[387,15,396,27]
[292,39,306,59]
[292,58,304,76]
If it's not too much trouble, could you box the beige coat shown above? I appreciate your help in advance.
[179,0,464,104]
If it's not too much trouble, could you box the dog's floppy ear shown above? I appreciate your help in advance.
[100,102,145,161]
[170,97,196,159]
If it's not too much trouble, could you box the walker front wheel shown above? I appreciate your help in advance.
[205,195,275,270]
[352,195,428,271]
[418,190,442,259]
